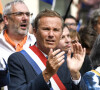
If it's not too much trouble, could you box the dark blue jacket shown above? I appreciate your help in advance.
[0,64,9,87]
[8,52,88,90]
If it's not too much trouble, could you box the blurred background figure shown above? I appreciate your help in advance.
[0,13,4,33]
[77,0,100,26]
[79,26,98,55]
[78,26,98,75]
[70,30,80,43]
[69,29,92,75]
[64,15,77,31]
[56,24,92,76]
[70,30,80,52]
[70,0,100,31]
[56,24,71,53]
[89,8,100,34]
[83,35,100,90]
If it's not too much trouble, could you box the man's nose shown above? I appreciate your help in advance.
[65,37,71,43]
[48,30,54,38]
[65,37,69,42]
[49,30,54,36]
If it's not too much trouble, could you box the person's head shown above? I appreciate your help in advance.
[89,35,100,69]
[33,9,64,55]
[3,0,31,36]
[89,8,100,34]
[70,30,80,52]
[79,26,98,55]
[70,30,80,44]
[56,24,71,53]
[64,15,77,31]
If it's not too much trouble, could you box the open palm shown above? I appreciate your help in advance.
[67,43,86,73]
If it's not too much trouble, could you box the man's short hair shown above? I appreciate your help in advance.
[33,9,64,31]
[3,0,25,18]
[64,15,77,23]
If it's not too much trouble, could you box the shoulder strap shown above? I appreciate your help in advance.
[91,70,100,76]
[20,50,42,75]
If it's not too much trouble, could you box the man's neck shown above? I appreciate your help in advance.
[11,35,25,44]
[36,45,50,56]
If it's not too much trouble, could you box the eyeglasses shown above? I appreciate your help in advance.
[7,12,33,17]
[65,23,77,26]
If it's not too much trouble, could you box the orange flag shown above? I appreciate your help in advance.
[0,0,3,14]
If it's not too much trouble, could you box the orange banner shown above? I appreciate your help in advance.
[0,0,3,14]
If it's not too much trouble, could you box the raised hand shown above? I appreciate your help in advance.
[67,42,86,80]
[43,49,65,82]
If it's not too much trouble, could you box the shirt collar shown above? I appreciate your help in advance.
[35,43,48,58]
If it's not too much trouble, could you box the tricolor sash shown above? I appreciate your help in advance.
[20,45,66,90]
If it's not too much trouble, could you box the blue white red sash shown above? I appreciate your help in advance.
[21,45,66,90]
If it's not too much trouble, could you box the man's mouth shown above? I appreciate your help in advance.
[20,24,27,30]
[46,40,55,44]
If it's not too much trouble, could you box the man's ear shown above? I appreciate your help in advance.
[3,15,9,25]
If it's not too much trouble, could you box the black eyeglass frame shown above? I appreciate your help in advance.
[6,12,33,17]
[65,23,77,26]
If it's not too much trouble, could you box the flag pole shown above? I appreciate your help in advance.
[51,0,56,10]
[63,0,73,20]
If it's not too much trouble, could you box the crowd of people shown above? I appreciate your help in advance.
[0,0,100,90]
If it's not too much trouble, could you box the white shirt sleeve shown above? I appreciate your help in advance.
[71,75,81,85]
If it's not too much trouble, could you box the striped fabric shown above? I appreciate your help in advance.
[83,68,100,90]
